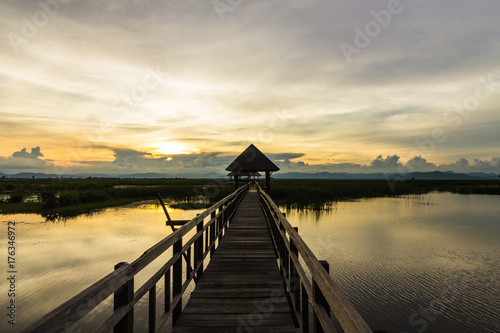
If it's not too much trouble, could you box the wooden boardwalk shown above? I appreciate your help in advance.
[22,182,372,333]
[173,187,297,332]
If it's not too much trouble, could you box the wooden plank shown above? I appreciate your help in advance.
[173,189,297,332]
[173,326,298,333]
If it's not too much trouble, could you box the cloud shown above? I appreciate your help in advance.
[11,147,44,159]
[0,1,499,174]
[1,144,500,175]
[106,148,236,173]
[405,156,437,172]
[275,154,500,174]
[268,153,305,161]
[455,158,469,168]
[369,155,402,170]
[0,147,49,172]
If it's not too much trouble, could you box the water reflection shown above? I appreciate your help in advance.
[0,202,204,332]
[282,193,500,333]
[1,194,498,332]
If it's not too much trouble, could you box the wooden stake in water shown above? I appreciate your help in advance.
[157,192,197,284]
[158,192,176,231]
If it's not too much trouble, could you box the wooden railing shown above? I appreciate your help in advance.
[21,184,249,333]
[258,184,372,333]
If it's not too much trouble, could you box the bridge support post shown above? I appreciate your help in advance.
[114,262,134,333]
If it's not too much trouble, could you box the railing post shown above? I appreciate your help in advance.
[195,220,204,281]
[217,207,223,236]
[302,282,309,333]
[279,217,286,273]
[210,211,216,258]
[221,204,227,232]
[164,269,170,317]
[313,260,330,333]
[205,223,209,253]
[186,248,192,280]
[290,228,300,312]
[284,227,290,286]
[149,285,156,333]
[114,262,134,333]
[172,239,183,327]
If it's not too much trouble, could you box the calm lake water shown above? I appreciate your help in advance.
[1,193,499,332]
[283,193,500,333]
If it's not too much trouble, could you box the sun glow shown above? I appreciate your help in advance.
[154,141,188,155]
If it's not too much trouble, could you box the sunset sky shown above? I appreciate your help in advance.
[1,0,499,175]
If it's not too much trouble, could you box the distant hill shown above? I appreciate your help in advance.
[275,172,386,179]
[0,171,498,180]
[275,171,499,180]
[388,171,499,180]
[116,172,174,179]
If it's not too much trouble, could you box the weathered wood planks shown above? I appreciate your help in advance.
[173,189,298,333]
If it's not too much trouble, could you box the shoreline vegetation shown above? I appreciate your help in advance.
[1,178,499,217]
[271,179,500,210]
[0,178,234,217]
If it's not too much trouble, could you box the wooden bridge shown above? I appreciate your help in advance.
[22,183,372,333]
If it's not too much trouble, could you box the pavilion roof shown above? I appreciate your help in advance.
[225,144,279,172]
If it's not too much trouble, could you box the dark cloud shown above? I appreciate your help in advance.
[112,148,165,169]
[0,147,48,172]
[275,158,309,169]
[277,154,500,174]
[455,158,469,168]
[268,153,305,160]
[1,144,500,175]
[472,158,499,171]
[370,155,402,170]
[108,148,235,172]
[11,147,44,159]
[406,156,437,172]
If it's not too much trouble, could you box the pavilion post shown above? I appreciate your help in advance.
[265,171,271,194]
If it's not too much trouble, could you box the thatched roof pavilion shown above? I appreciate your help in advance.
[226,144,279,193]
